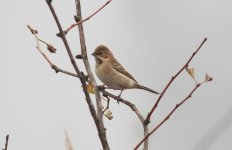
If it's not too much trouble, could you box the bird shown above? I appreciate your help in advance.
[91,45,159,97]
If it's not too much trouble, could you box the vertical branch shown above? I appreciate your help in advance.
[45,1,109,149]
[74,0,103,121]
[45,1,93,120]
[74,0,110,149]
[143,125,149,150]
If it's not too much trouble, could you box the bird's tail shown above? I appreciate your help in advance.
[136,84,160,94]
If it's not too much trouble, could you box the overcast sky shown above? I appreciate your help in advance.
[1,0,232,150]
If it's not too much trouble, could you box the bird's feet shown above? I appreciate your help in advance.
[98,84,106,90]
[115,90,123,104]
[115,96,121,104]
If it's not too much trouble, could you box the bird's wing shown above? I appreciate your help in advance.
[111,58,137,83]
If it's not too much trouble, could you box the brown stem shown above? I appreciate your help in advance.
[51,65,78,77]
[27,25,53,66]
[100,88,149,149]
[74,0,110,149]
[134,83,202,149]
[102,93,110,113]
[144,38,207,125]
[64,0,112,35]
[27,25,79,78]
[100,88,144,122]
[45,1,108,149]
[75,0,104,121]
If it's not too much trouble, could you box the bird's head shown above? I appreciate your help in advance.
[91,45,113,64]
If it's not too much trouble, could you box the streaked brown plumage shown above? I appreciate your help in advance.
[92,45,159,95]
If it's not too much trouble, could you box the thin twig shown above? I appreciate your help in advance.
[135,83,203,149]
[27,25,53,66]
[27,25,79,78]
[64,0,112,35]
[38,39,49,45]
[100,88,145,123]
[51,65,78,77]
[144,38,207,125]
[102,94,110,113]
[99,88,149,149]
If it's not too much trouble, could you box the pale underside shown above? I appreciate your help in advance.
[95,57,137,90]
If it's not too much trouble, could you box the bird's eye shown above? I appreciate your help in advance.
[99,52,103,55]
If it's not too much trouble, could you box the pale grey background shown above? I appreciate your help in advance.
[1,0,232,150]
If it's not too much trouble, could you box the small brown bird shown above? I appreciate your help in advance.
[91,45,159,97]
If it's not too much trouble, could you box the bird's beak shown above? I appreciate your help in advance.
[91,52,96,56]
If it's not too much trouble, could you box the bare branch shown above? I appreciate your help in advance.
[144,38,207,125]
[45,1,91,99]
[102,94,110,113]
[27,25,79,78]
[45,1,110,149]
[99,87,149,149]
[74,0,110,149]
[27,25,53,66]
[135,82,205,149]
[63,0,112,35]
[75,0,104,121]
[51,65,78,77]
[100,88,144,122]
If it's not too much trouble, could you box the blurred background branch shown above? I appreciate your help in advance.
[2,134,9,150]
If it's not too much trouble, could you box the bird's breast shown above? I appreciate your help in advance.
[95,62,136,90]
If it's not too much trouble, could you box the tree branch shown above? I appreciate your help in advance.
[45,1,110,149]
[100,88,144,122]
[144,38,207,125]
[102,94,110,113]
[99,88,149,149]
[135,83,203,149]
[63,0,112,35]
[74,0,110,149]
[28,25,79,78]
[75,0,104,122]
[27,25,53,66]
